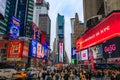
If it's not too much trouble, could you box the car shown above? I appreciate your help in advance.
[12,71,27,79]
[0,69,17,79]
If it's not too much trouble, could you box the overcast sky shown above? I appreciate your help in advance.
[46,0,84,62]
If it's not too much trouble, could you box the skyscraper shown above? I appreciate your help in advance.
[0,0,34,37]
[33,0,51,45]
[56,14,65,63]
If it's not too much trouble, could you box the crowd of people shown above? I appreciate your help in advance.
[31,65,120,80]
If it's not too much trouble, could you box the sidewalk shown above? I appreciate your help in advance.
[91,77,110,80]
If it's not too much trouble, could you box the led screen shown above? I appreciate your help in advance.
[59,42,63,62]
[80,49,88,60]
[76,12,120,51]
[30,39,37,57]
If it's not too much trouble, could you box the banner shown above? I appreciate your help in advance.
[23,42,29,57]
[9,16,21,39]
[59,42,63,62]
[37,42,41,58]
[7,40,23,61]
[30,39,37,57]
[80,49,88,60]
[76,12,120,51]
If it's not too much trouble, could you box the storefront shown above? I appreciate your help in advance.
[76,11,120,68]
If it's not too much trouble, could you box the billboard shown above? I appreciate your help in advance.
[23,42,29,57]
[9,16,21,39]
[71,47,76,59]
[36,0,43,5]
[80,49,88,60]
[102,37,120,58]
[0,0,7,17]
[7,40,23,61]
[76,12,120,51]
[59,42,63,62]
[32,22,41,42]
[89,44,103,59]
[30,39,37,57]
[40,46,45,59]
[37,42,41,58]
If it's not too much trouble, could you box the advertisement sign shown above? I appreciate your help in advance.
[0,0,6,17]
[23,42,29,57]
[71,47,76,59]
[40,46,45,59]
[37,42,41,58]
[32,22,41,42]
[102,37,120,58]
[7,40,23,61]
[30,39,37,57]
[9,16,21,39]
[36,0,43,5]
[76,12,120,51]
[81,49,88,60]
[89,45,103,59]
[59,42,63,62]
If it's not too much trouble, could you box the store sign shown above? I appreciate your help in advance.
[7,40,23,61]
[76,12,120,51]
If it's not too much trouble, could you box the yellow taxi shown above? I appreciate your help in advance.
[12,71,27,79]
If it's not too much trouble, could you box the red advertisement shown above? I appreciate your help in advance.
[23,42,29,57]
[76,12,120,51]
[7,40,23,61]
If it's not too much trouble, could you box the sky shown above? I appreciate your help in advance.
[45,0,84,62]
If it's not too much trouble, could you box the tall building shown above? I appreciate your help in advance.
[71,13,85,48]
[33,0,51,45]
[0,0,34,37]
[56,14,65,63]
[83,0,105,29]
[104,0,120,15]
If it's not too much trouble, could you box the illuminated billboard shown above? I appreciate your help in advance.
[30,39,37,57]
[0,0,7,17]
[23,42,29,57]
[37,42,41,58]
[59,42,63,62]
[9,16,21,39]
[36,0,43,5]
[76,12,120,51]
[89,44,103,59]
[7,40,23,61]
[71,47,76,59]
[102,37,120,58]
[40,46,45,59]
[80,49,88,60]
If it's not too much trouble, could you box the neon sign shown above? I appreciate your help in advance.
[104,44,116,53]
[76,12,120,51]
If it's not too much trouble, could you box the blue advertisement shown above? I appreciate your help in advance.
[9,16,21,39]
[30,39,37,57]
[72,47,76,59]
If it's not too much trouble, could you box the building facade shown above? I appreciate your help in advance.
[33,0,51,45]
[56,14,65,63]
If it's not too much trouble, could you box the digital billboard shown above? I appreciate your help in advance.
[102,37,120,58]
[0,0,7,17]
[89,44,103,59]
[36,0,43,5]
[9,16,21,39]
[32,22,41,42]
[76,12,120,51]
[23,42,29,57]
[59,42,63,62]
[40,46,45,59]
[71,47,76,59]
[30,39,37,57]
[7,40,23,61]
[37,42,41,58]
[80,49,88,60]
